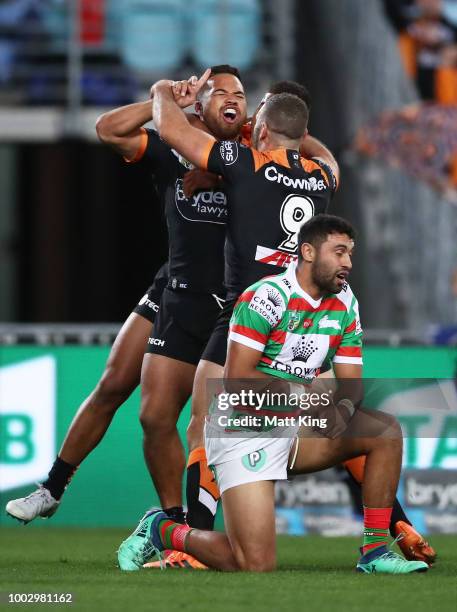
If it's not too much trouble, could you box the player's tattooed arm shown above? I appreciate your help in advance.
[300,135,340,188]
[153,70,217,170]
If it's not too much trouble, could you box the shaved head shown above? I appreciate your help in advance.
[252,93,309,148]
[261,93,309,139]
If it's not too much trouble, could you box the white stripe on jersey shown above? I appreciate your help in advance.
[229,332,266,353]
[333,356,363,365]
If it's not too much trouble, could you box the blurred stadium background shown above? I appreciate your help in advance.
[0,0,456,537]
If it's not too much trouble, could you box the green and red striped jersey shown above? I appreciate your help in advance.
[229,263,363,383]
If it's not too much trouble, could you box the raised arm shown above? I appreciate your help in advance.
[153,72,216,170]
[95,101,153,161]
[96,77,205,161]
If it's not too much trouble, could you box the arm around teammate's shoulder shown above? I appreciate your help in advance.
[95,101,153,161]
[300,134,340,189]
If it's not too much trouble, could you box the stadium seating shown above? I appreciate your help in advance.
[39,0,121,52]
[39,0,68,52]
[0,0,264,104]
[119,0,187,74]
[22,0,262,72]
[190,0,260,70]
[0,0,39,82]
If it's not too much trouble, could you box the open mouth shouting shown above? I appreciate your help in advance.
[222,106,239,124]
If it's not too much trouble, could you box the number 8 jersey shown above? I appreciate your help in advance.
[201,140,337,296]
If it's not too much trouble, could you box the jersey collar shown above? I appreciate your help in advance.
[286,262,323,309]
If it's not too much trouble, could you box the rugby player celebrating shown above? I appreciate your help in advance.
[98,66,247,536]
[5,67,246,538]
[7,67,433,568]
[117,73,432,572]
[149,71,434,566]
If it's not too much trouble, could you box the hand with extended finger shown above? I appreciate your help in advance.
[174,69,212,107]
[151,69,212,109]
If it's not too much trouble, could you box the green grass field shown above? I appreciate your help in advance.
[0,529,456,612]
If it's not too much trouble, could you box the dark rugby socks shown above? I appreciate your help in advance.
[164,506,186,524]
[42,456,78,500]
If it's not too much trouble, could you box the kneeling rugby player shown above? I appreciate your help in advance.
[118,215,429,574]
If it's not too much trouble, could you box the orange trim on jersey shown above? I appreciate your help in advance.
[200,137,217,170]
[251,148,291,172]
[251,147,333,188]
[301,158,330,187]
[124,127,148,164]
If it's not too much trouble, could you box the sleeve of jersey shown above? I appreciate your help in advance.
[204,140,250,180]
[229,283,285,353]
[124,128,170,165]
[333,298,363,365]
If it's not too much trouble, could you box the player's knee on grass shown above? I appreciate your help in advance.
[231,542,276,572]
[222,481,276,571]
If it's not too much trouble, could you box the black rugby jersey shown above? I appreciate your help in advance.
[201,140,336,296]
[130,127,227,293]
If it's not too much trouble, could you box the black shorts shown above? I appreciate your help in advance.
[132,264,168,324]
[146,288,226,365]
[201,295,239,366]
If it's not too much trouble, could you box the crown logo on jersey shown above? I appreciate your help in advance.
[292,336,319,363]
[267,288,282,308]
